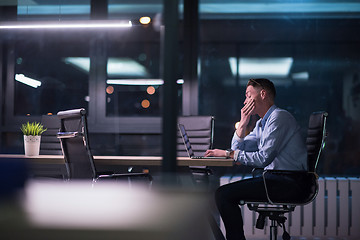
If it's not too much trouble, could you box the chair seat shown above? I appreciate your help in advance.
[257,170,318,205]
[247,204,295,214]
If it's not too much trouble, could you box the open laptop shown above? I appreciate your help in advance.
[178,124,227,159]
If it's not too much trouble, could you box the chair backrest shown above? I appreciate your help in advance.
[306,111,328,173]
[40,114,62,155]
[177,116,214,157]
[57,108,96,180]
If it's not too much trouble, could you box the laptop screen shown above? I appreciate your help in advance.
[178,124,195,158]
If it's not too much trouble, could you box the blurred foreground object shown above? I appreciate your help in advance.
[0,158,28,198]
[1,179,213,240]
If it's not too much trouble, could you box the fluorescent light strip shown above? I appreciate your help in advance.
[64,57,149,78]
[107,79,184,86]
[239,57,293,77]
[292,71,309,81]
[15,74,41,88]
[0,20,132,29]
[228,57,237,76]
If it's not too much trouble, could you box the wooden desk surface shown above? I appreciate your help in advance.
[0,154,234,167]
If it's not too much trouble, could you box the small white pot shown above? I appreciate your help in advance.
[24,135,41,156]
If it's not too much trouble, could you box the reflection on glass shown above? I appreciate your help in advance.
[64,57,150,78]
[17,0,91,20]
[199,23,360,176]
[139,16,151,25]
[141,99,150,108]
[15,74,42,88]
[147,86,156,95]
[105,84,161,116]
[14,37,89,116]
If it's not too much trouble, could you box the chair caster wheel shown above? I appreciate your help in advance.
[282,231,291,240]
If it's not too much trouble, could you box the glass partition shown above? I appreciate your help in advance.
[17,0,91,20]
[199,1,360,176]
[0,0,174,156]
[13,34,90,116]
[105,43,162,117]
[1,1,360,175]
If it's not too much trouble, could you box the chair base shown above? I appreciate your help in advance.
[268,217,290,240]
[248,204,292,240]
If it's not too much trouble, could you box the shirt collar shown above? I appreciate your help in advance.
[261,105,277,128]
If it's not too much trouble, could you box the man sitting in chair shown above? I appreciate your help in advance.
[205,78,307,240]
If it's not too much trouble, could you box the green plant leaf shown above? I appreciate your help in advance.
[20,121,47,136]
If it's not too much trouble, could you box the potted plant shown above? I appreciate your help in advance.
[20,122,47,156]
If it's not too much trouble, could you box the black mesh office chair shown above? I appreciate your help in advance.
[57,108,152,182]
[241,111,328,240]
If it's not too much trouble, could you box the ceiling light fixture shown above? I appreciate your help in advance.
[107,79,184,86]
[237,57,293,77]
[292,71,309,81]
[0,20,132,29]
[64,57,148,78]
[139,16,151,25]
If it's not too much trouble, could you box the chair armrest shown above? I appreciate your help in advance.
[57,131,82,139]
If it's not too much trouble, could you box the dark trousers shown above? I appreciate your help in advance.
[215,174,306,240]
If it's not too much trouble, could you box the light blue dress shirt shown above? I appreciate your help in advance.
[231,105,307,171]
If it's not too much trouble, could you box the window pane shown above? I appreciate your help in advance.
[17,0,91,21]
[199,3,360,176]
[14,34,90,116]
[108,0,163,21]
[199,44,238,149]
[106,84,162,116]
[105,43,162,116]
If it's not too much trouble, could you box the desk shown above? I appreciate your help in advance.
[0,154,234,167]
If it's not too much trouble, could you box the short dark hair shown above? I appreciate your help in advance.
[247,78,276,100]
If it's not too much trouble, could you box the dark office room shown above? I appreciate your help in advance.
[0,1,359,239]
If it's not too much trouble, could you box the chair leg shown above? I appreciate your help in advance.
[270,219,278,240]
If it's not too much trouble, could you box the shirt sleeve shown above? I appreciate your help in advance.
[234,111,296,168]
[231,125,259,151]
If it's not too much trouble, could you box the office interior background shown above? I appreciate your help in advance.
[0,0,360,177]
